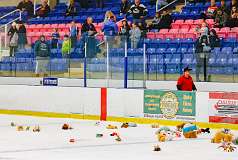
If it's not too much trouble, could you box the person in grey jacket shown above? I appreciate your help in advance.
[130,23,141,48]
[34,35,50,77]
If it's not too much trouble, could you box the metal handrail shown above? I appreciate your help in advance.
[156,0,178,13]
[0,9,21,20]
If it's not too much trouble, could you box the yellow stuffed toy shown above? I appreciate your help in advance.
[211,129,233,143]
[106,124,118,129]
[157,131,167,142]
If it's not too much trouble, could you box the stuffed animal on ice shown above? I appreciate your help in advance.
[218,142,236,152]
[62,124,73,130]
[233,136,238,145]
[33,125,41,132]
[155,127,176,142]
[211,129,234,143]
[151,123,160,128]
[177,123,210,139]
[106,124,118,129]
[182,123,198,138]
[153,145,161,151]
[121,122,137,128]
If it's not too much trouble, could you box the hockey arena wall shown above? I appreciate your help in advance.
[0,78,237,130]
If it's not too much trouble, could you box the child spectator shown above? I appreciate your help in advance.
[129,23,141,48]
[196,22,209,37]
[66,0,77,16]
[120,0,131,16]
[17,0,34,18]
[51,28,60,49]
[37,0,51,17]
[62,35,71,58]
[69,21,79,48]
[138,22,147,38]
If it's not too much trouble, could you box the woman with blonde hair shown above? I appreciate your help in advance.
[104,11,116,23]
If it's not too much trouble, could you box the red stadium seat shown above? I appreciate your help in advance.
[174,19,184,24]
[171,24,180,29]
[184,19,194,25]
[159,29,169,33]
[147,32,155,39]
[227,32,237,38]
[155,32,164,39]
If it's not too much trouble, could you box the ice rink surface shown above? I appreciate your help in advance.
[0,115,237,160]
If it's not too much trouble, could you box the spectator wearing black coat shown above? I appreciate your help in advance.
[209,29,220,49]
[195,35,211,82]
[36,0,51,17]
[126,0,148,23]
[81,17,98,58]
[119,20,130,47]
[157,10,173,30]
[17,0,34,18]
[17,21,27,49]
[120,0,131,16]
[81,17,97,36]
[66,0,77,16]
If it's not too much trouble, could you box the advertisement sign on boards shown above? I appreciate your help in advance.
[144,90,196,121]
[209,92,238,124]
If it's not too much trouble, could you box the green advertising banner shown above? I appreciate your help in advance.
[144,90,196,121]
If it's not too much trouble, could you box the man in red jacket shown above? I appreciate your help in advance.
[177,67,197,91]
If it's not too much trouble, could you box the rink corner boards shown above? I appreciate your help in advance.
[0,109,237,130]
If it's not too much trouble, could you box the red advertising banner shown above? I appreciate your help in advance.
[209,92,238,124]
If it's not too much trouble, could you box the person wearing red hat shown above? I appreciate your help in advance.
[177,67,197,91]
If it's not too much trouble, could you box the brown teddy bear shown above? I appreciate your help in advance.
[62,124,73,130]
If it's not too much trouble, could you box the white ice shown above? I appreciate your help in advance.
[0,115,237,160]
